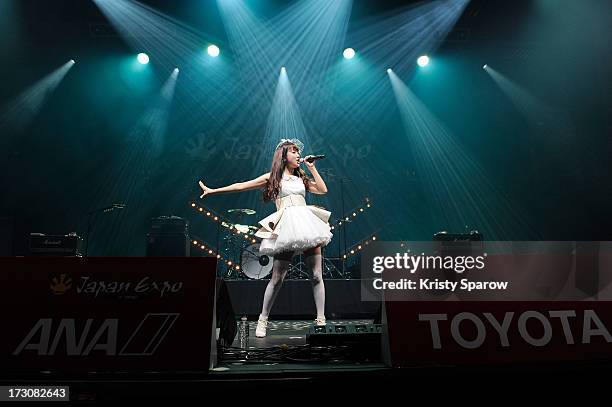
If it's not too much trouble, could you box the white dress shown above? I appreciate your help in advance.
[255,175,333,255]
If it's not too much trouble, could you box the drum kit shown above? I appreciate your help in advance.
[221,208,344,280]
[221,208,269,280]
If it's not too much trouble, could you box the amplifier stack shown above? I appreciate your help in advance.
[146,215,190,257]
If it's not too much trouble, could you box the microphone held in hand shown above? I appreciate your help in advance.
[299,154,325,163]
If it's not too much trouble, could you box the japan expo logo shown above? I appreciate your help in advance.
[50,274,73,295]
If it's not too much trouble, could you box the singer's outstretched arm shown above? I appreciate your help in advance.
[304,159,328,195]
[199,173,270,198]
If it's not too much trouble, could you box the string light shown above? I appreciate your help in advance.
[341,234,378,259]
[189,198,263,273]
[330,198,372,229]
[190,199,375,269]
[191,237,241,271]
[189,201,261,241]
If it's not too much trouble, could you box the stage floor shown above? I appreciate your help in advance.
[230,319,374,347]
[213,319,386,375]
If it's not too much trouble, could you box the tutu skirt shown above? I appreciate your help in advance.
[255,194,333,255]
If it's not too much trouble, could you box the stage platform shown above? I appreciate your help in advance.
[224,279,380,319]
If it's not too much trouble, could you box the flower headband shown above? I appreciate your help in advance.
[275,138,304,153]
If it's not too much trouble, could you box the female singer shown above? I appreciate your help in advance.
[198,138,332,337]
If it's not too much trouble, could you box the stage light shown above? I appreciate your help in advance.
[281,66,286,73]
[207,44,220,57]
[137,53,150,64]
[343,47,355,60]
[483,64,488,69]
[174,67,179,73]
[69,59,76,64]
[387,68,392,73]
[417,55,429,67]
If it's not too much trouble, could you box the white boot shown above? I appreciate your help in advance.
[255,315,269,338]
[314,316,326,326]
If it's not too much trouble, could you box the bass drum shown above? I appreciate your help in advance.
[240,243,273,279]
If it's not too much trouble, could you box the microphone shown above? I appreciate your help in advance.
[299,154,325,163]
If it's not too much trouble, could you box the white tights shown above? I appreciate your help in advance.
[259,252,325,318]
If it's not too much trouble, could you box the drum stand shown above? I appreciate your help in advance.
[287,254,310,280]
[284,250,344,280]
[323,257,343,279]
[222,233,248,279]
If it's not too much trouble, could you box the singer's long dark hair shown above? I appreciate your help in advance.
[263,141,311,202]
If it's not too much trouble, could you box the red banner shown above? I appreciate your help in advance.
[0,257,217,373]
[383,301,612,366]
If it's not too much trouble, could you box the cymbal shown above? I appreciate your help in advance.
[233,224,259,233]
[227,208,256,215]
[233,224,251,233]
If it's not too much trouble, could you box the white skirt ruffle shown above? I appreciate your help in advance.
[255,199,333,255]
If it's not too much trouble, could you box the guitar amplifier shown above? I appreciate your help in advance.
[146,216,190,257]
[28,233,83,256]
[150,215,189,235]
[432,230,484,258]
[433,230,483,242]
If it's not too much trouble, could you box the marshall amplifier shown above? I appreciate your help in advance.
[28,233,83,256]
